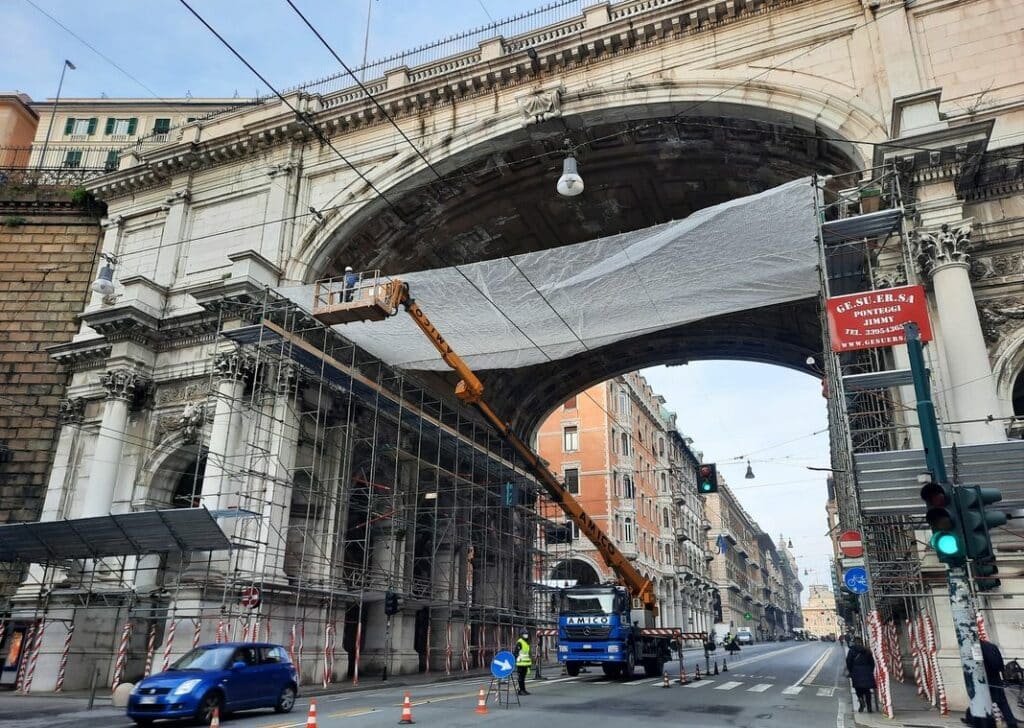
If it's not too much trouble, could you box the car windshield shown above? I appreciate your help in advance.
[168,646,234,671]
[559,592,615,615]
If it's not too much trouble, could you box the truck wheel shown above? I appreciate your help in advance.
[622,650,635,680]
[566,662,581,677]
[602,664,622,678]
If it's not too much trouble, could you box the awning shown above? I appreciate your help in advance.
[0,508,232,563]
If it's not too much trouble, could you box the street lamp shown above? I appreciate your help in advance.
[37,59,76,170]
[556,139,584,197]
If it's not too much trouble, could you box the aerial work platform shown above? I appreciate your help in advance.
[312,271,401,325]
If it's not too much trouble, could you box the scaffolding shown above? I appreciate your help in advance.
[0,291,563,691]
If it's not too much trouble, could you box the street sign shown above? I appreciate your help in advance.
[743,612,752,620]
[843,567,869,594]
[839,530,864,558]
[491,650,515,679]
[240,586,261,609]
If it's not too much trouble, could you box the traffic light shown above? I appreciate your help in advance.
[384,590,400,616]
[920,479,965,566]
[698,463,718,494]
[956,485,1006,591]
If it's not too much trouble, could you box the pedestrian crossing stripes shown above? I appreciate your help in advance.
[781,686,804,695]
[714,681,744,690]
[749,683,772,692]
[683,680,714,689]
[816,687,835,697]
[578,676,838,698]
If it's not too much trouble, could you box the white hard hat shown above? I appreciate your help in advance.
[344,266,353,272]
[521,630,529,638]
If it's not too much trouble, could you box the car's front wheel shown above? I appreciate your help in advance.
[275,684,297,713]
[194,691,223,725]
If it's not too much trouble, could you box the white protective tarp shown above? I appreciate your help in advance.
[277,177,818,371]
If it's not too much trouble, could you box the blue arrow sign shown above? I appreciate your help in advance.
[491,650,515,679]
[843,567,869,594]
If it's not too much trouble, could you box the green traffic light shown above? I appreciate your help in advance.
[701,483,711,492]
[931,532,962,556]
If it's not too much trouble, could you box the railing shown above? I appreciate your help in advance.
[0,165,110,188]
[1,145,121,172]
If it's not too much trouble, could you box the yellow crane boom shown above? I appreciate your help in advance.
[312,275,657,614]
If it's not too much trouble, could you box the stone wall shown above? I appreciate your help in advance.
[0,187,101,596]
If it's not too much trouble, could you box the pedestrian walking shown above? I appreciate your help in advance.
[845,637,876,713]
[963,639,1020,728]
[342,266,358,301]
[514,630,532,695]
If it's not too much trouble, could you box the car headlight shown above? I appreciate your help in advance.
[559,645,568,653]
[607,645,619,653]
[171,679,202,696]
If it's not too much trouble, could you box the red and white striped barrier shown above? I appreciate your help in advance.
[192,619,202,649]
[321,623,335,688]
[111,620,132,689]
[54,623,75,693]
[22,619,46,694]
[461,624,470,672]
[288,624,298,671]
[425,622,431,675]
[923,614,947,715]
[0,621,6,652]
[976,613,989,641]
[298,622,305,683]
[161,619,178,674]
[143,622,158,677]
[445,622,452,676]
[241,617,251,644]
[867,611,894,718]
[215,618,226,644]
[14,621,37,692]
[352,621,361,686]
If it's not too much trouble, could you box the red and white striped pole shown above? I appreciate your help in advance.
[14,621,37,692]
[352,621,362,686]
[22,619,46,694]
[192,619,202,649]
[462,624,470,672]
[215,617,225,644]
[298,622,305,683]
[445,622,452,676]
[288,624,298,672]
[425,622,431,675]
[143,622,158,677]
[976,612,989,642]
[161,619,178,674]
[54,622,76,693]
[321,623,333,688]
[111,620,132,689]
[0,621,6,652]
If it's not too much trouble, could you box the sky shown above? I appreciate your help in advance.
[5,0,838,602]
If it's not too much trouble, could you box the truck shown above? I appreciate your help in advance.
[311,274,685,679]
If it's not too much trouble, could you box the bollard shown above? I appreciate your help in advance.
[714,660,719,676]
[723,658,728,673]
[694,664,701,681]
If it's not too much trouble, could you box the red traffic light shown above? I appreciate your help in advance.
[920,481,949,508]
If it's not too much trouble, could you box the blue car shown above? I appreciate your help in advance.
[127,642,298,725]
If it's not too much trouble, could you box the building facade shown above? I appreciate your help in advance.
[802,585,842,638]
[536,372,714,633]
[0,93,37,165]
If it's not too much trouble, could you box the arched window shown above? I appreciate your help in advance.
[621,432,629,455]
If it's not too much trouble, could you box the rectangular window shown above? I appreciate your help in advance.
[621,433,629,456]
[571,522,581,540]
[618,392,629,415]
[563,426,578,452]
[64,118,96,136]
[564,467,579,495]
[105,117,138,135]
[153,118,171,134]
[563,394,577,410]
[63,150,82,168]
[104,150,119,171]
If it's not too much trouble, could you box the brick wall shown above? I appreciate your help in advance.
[0,189,101,595]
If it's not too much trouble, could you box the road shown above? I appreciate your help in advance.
[1,641,853,728]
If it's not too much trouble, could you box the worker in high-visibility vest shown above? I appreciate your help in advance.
[513,630,532,695]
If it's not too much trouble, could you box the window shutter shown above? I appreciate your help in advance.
[87,118,98,135]
[154,118,170,134]
[127,118,138,135]
[104,118,115,134]
[63,117,75,134]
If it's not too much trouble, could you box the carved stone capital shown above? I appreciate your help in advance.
[266,162,295,178]
[912,221,973,279]
[515,85,562,126]
[871,264,907,289]
[274,361,302,395]
[59,397,86,425]
[164,189,192,205]
[213,350,255,384]
[100,368,147,402]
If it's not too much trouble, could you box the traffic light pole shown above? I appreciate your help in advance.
[905,323,994,726]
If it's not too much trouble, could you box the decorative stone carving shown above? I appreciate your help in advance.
[978,297,1024,344]
[58,397,86,425]
[912,221,973,279]
[515,85,563,125]
[155,401,207,443]
[971,252,1024,280]
[164,189,192,205]
[101,215,125,231]
[213,351,255,384]
[100,368,146,401]
[871,264,907,289]
[154,378,211,405]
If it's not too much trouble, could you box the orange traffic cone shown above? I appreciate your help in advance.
[399,692,415,724]
[209,707,220,728]
[662,671,671,688]
[475,686,488,715]
[306,698,318,727]
[678,664,688,685]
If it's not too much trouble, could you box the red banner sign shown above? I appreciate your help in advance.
[826,285,932,352]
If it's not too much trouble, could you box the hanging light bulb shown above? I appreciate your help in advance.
[745,460,755,479]
[556,140,584,197]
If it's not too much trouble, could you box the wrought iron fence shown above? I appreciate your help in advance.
[0,164,109,189]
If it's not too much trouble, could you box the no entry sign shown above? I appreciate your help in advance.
[240,586,261,609]
[839,530,864,558]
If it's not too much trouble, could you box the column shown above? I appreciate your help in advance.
[82,369,145,518]
[153,189,190,287]
[200,351,253,512]
[257,363,301,579]
[263,162,297,268]
[914,222,1006,444]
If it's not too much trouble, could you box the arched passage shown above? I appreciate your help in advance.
[551,558,601,586]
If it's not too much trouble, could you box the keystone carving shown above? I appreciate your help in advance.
[515,86,562,126]
[912,221,973,279]
[155,401,206,443]
[100,368,147,402]
[978,297,1024,344]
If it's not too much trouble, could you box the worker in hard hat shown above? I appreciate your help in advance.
[514,630,532,695]
[343,266,358,302]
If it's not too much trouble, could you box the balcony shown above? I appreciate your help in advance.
[700,519,712,531]
[620,541,638,560]
[674,527,689,543]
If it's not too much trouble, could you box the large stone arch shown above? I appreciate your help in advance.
[550,556,602,586]
[990,323,1024,422]
[289,75,885,282]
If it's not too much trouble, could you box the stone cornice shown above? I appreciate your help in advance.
[87,0,812,201]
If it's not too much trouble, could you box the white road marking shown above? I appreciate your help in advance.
[782,685,804,695]
[796,646,834,687]
[817,687,835,697]
[749,683,772,692]
[684,680,715,688]
[714,681,743,690]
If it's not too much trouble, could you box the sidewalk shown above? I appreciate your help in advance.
[850,676,964,728]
